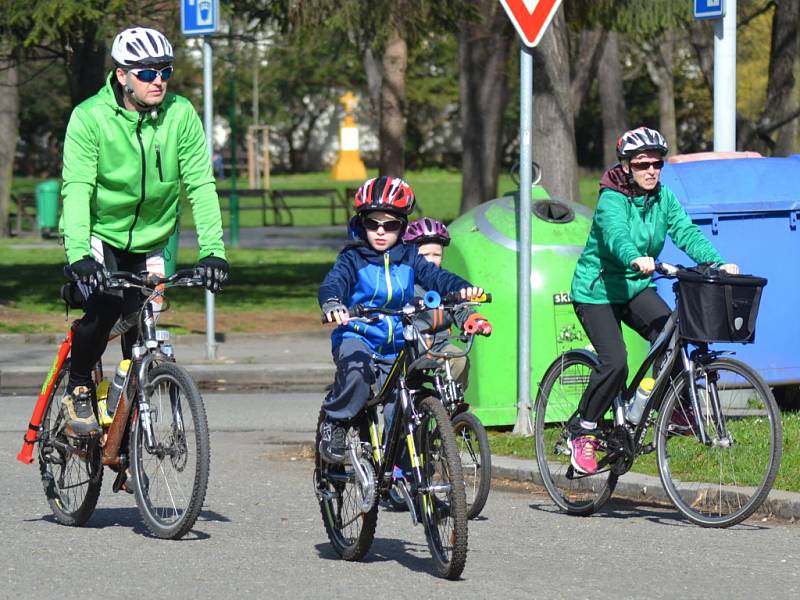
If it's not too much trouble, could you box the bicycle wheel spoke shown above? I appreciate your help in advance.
[656,358,781,527]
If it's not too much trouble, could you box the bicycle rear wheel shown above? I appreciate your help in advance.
[416,396,468,580]
[314,408,377,561]
[130,362,210,539]
[451,411,491,520]
[37,359,103,526]
[534,351,618,516]
[655,357,781,528]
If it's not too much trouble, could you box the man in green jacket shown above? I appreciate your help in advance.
[567,127,738,475]
[59,27,228,437]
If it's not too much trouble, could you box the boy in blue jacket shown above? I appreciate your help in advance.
[318,176,483,464]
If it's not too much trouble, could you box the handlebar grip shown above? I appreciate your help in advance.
[423,290,441,309]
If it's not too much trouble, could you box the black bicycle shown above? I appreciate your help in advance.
[313,292,491,579]
[534,263,781,528]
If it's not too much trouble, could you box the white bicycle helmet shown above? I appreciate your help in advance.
[111,27,174,68]
[616,126,668,159]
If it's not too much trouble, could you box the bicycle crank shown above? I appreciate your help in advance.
[348,443,376,512]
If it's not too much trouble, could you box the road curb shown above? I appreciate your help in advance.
[491,455,800,522]
[0,362,335,394]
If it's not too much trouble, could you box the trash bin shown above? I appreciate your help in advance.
[35,179,60,232]
[443,189,649,426]
[657,155,800,386]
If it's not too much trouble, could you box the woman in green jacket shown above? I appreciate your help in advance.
[58,27,228,438]
[567,127,739,475]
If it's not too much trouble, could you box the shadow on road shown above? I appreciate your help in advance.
[315,536,445,578]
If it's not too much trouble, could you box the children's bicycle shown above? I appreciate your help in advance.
[534,263,781,528]
[314,292,491,580]
[17,269,210,539]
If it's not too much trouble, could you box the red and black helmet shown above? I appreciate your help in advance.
[353,176,416,216]
[616,126,668,159]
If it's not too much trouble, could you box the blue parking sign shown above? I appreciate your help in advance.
[181,0,219,36]
[694,0,725,20]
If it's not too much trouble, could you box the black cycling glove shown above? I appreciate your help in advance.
[196,256,229,293]
[69,256,108,293]
[321,298,347,321]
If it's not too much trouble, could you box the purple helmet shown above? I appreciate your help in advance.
[403,218,450,246]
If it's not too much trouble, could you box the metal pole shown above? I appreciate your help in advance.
[713,1,737,151]
[203,36,217,360]
[514,44,533,435]
[228,18,239,247]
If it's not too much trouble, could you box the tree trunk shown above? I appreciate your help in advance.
[754,0,800,155]
[379,1,407,177]
[570,29,607,118]
[598,32,629,168]
[644,32,677,157]
[65,23,107,107]
[458,0,513,214]
[532,8,579,203]
[0,50,18,238]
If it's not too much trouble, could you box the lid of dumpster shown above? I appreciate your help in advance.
[660,156,800,215]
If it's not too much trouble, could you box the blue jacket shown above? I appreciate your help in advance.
[319,217,471,357]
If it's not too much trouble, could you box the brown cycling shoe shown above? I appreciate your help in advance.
[61,386,102,437]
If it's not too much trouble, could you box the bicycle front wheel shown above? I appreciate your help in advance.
[130,362,210,539]
[534,351,617,516]
[37,359,103,526]
[655,357,781,528]
[314,408,377,561]
[451,411,492,520]
[416,396,468,580]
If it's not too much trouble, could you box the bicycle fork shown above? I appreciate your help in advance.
[682,350,729,447]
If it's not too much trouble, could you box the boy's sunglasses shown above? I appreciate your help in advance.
[130,66,174,82]
[630,159,664,172]
[362,217,404,232]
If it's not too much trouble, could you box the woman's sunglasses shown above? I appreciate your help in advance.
[362,217,404,232]
[130,66,174,83]
[630,159,664,172]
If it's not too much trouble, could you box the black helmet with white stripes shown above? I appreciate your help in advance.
[111,27,174,68]
[616,127,668,160]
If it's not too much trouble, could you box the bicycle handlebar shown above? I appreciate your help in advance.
[320,292,492,324]
[106,268,205,289]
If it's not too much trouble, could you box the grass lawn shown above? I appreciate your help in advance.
[488,410,800,493]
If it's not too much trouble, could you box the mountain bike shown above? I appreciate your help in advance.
[313,292,491,579]
[534,263,781,528]
[17,269,211,539]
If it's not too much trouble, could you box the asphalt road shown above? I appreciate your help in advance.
[1,391,798,599]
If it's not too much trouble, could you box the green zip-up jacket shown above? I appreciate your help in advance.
[60,73,225,264]
[571,166,724,304]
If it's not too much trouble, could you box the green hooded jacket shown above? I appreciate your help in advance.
[571,166,724,304]
[60,73,225,264]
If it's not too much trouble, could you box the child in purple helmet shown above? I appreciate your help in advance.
[403,218,493,389]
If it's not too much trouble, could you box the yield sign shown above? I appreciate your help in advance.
[499,0,563,47]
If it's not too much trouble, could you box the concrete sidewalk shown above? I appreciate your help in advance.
[0,330,335,394]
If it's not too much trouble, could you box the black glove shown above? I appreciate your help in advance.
[196,256,229,293]
[69,256,108,293]
[321,298,347,322]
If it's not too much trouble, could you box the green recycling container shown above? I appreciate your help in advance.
[35,179,60,231]
[443,189,648,427]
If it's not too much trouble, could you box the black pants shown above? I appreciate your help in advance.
[68,242,155,390]
[573,288,671,426]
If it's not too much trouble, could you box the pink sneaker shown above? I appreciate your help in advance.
[568,435,599,475]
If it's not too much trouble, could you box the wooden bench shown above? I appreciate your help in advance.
[8,192,39,236]
[269,188,350,226]
[217,189,283,226]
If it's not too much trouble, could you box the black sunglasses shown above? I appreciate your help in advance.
[362,217,404,233]
[130,66,174,83]
[630,159,664,172]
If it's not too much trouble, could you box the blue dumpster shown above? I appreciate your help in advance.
[657,156,800,386]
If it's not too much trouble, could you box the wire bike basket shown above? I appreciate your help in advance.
[674,268,767,344]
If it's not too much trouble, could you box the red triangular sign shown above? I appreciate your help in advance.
[499,0,563,48]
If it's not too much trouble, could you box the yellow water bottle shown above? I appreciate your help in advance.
[626,377,656,425]
[106,359,131,415]
[95,380,113,427]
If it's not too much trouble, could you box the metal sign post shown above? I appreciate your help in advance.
[498,0,563,434]
[183,0,220,360]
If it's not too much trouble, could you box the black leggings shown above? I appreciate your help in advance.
[68,243,150,390]
[573,288,671,426]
